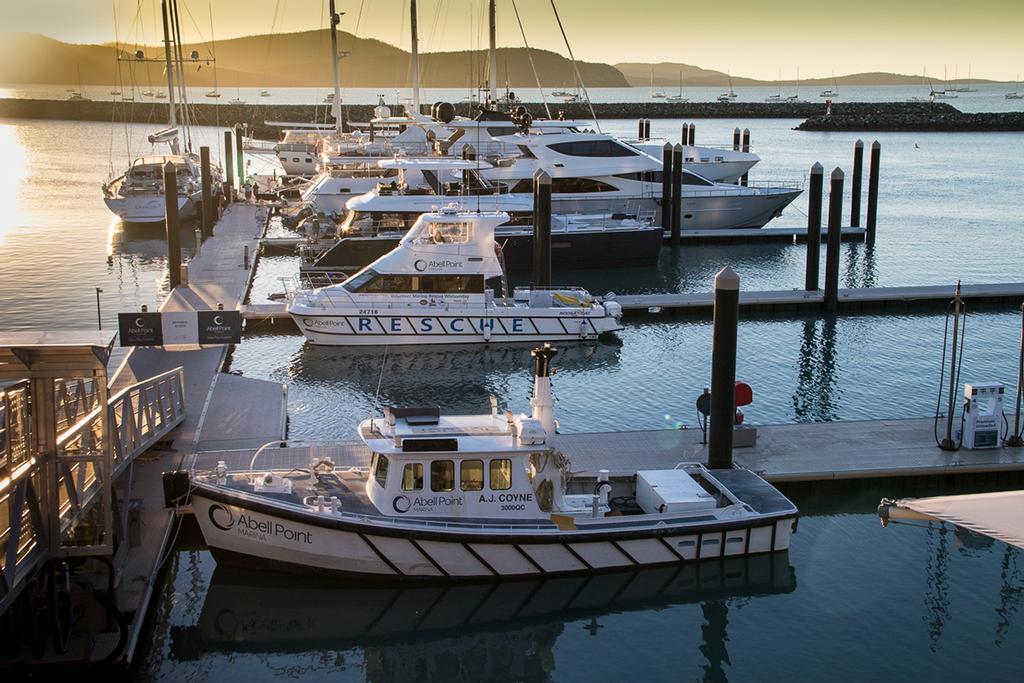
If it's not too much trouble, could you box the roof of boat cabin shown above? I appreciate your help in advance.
[358,412,547,456]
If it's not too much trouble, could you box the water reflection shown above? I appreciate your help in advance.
[792,317,840,422]
[169,554,795,680]
[843,242,878,289]
[996,545,1024,646]
[280,339,623,414]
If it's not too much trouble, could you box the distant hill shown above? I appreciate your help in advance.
[614,62,1001,87]
[0,31,628,88]
[0,33,1001,90]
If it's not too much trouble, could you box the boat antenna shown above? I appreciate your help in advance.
[371,344,390,429]
[511,0,550,119]
[549,0,600,133]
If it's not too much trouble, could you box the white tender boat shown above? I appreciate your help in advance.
[186,345,798,579]
[288,207,624,346]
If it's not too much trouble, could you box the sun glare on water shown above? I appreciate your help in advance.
[0,123,30,245]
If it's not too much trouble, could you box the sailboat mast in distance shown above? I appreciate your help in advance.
[328,0,344,135]
[410,0,421,110]
[488,0,498,102]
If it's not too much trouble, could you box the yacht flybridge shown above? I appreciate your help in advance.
[288,207,624,346]
[187,344,798,578]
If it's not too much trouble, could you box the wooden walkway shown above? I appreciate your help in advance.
[107,202,288,664]
[193,416,1024,485]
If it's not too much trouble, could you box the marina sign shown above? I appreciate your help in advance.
[118,312,163,346]
[117,311,242,346]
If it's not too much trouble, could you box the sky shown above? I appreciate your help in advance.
[2,0,1023,81]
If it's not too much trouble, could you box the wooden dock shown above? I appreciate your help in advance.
[106,201,288,664]
[193,416,1024,485]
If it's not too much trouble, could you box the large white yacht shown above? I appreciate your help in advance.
[298,158,664,280]
[483,132,801,230]
[187,344,798,578]
[287,208,624,346]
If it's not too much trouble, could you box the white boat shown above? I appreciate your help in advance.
[1007,92,1024,100]
[206,90,222,98]
[483,131,800,229]
[260,89,271,97]
[819,70,839,98]
[287,207,624,346]
[102,148,202,224]
[101,0,223,224]
[666,71,688,102]
[187,344,798,578]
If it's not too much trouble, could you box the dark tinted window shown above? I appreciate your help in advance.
[361,275,416,293]
[549,140,637,157]
[551,177,617,193]
[614,171,663,184]
[682,172,713,187]
[516,145,536,159]
[418,275,485,294]
[343,269,378,292]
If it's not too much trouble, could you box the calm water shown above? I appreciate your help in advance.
[138,489,1024,682]
[4,83,1023,113]
[1,116,1022,679]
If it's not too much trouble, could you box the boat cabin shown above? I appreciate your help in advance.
[360,406,551,520]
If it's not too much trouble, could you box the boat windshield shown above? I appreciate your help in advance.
[342,268,378,292]
[414,221,473,245]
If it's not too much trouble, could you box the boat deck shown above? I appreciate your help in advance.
[194,415,1024,487]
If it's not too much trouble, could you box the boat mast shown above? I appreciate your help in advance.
[410,0,421,111]
[488,0,498,103]
[328,0,344,136]
[160,0,177,130]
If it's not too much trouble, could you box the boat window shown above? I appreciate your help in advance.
[342,269,379,292]
[430,460,455,492]
[417,275,485,294]
[362,275,416,293]
[460,460,484,491]
[614,171,663,184]
[516,145,536,159]
[373,454,389,488]
[682,172,713,187]
[548,140,637,158]
[401,463,424,491]
[425,221,473,244]
[550,177,617,194]
[489,459,512,490]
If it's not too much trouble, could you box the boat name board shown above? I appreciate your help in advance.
[299,314,593,337]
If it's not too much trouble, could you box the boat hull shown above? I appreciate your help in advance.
[288,307,622,346]
[190,487,797,580]
[104,192,197,224]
